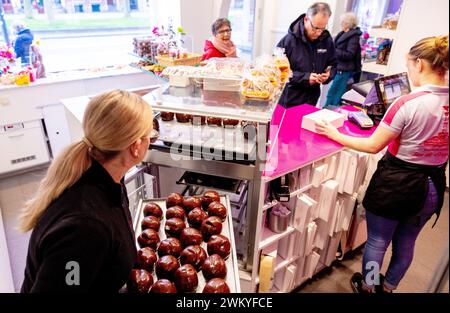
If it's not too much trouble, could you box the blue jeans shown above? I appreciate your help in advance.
[325,71,353,107]
[362,178,439,290]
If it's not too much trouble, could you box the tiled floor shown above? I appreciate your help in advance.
[0,168,448,293]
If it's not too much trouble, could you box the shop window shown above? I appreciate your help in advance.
[74,4,83,13]
[228,0,255,60]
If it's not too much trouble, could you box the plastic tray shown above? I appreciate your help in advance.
[133,195,241,293]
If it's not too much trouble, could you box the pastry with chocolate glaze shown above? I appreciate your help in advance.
[187,207,208,229]
[207,235,231,259]
[207,201,227,221]
[166,192,184,208]
[202,278,230,293]
[207,117,222,127]
[127,269,153,293]
[136,247,158,272]
[157,237,182,258]
[166,205,186,220]
[180,228,203,247]
[200,216,223,242]
[141,215,161,231]
[182,196,202,213]
[174,264,198,293]
[137,228,160,249]
[161,111,174,121]
[165,217,186,238]
[180,245,207,271]
[202,254,227,281]
[202,190,220,210]
[143,203,163,220]
[176,113,192,123]
[222,119,239,127]
[155,255,180,280]
[150,279,177,293]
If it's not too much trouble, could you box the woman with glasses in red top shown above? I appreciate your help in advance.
[201,18,237,61]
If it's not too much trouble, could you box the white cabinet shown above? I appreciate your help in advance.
[0,121,50,175]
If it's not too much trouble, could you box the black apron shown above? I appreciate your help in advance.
[363,151,447,226]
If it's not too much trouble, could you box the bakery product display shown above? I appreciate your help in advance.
[155,255,180,280]
[180,245,207,271]
[137,228,160,249]
[150,279,177,293]
[166,205,186,220]
[166,193,184,208]
[160,111,174,121]
[157,237,182,258]
[176,113,193,123]
[200,216,223,242]
[136,247,158,273]
[202,254,227,281]
[174,264,198,293]
[141,215,161,231]
[165,217,186,238]
[201,190,220,210]
[127,269,154,293]
[143,203,163,220]
[187,207,209,229]
[207,235,231,259]
[207,117,222,127]
[207,201,227,221]
[180,228,203,247]
[202,278,230,293]
[222,119,240,127]
[182,196,202,213]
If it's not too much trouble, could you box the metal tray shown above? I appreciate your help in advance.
[133,195,241,293]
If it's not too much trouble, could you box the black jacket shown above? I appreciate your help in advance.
[363,151,447,224]
[334,27,362,72]
[21,160,137,293]
[277,14,337,107]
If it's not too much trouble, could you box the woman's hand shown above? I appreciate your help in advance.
[315,120,340,140]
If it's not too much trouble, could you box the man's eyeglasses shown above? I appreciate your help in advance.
[309,20,327,33]
[218,28,232,35]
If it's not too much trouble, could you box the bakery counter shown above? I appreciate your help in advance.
[263,104,376,180]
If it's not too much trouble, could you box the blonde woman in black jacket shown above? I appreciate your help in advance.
[20,90,153,292]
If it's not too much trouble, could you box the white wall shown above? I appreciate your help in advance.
[388,0,450,76]
[180,0,231,53]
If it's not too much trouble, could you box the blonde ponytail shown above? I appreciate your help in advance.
[409,35,449,74]
[19,90,153,232]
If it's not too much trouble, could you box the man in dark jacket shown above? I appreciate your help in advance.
[277,2,337,108]
[325,12,362,108]
[13,22,34,65]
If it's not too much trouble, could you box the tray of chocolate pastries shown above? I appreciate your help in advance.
[129,190,241,293]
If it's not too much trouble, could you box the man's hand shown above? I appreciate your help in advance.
[309,73,320,85]
[317,70,331,84]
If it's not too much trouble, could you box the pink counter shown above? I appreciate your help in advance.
[263,104,376,179]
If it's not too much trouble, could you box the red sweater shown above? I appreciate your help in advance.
[201,40,226,61]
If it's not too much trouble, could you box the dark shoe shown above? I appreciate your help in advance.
[350,272,375,294]
[375,274,393,294]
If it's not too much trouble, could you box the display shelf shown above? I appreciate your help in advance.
[258,226,295,250]
[369,27,396,40]
[362,61,388,75]
[262,184,313,212]
[274,255,301,274]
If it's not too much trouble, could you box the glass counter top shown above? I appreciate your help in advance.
[142,83,284,124]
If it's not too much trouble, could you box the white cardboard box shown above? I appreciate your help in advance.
[301,109,345,134]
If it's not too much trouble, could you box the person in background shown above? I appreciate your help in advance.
[277,2,337,108]
[316,35,449,293]
[20,90,154,292]
[31,40,46,79]
[12,22,34,65]
[325,12,362,108]
[201,18,237,61]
